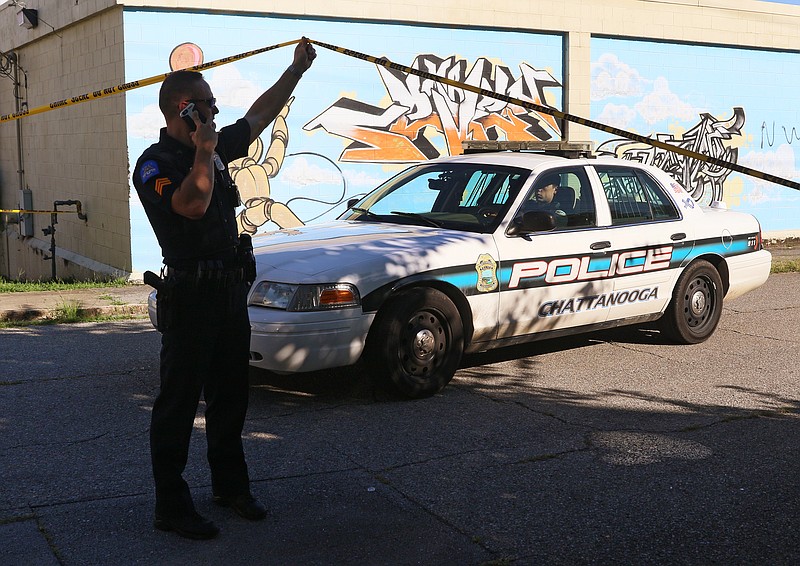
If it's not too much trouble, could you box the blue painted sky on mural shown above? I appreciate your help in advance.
[590,36,800,233]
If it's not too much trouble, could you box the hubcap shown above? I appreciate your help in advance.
[690,289,707,316]
[684,276,713,329]
[414,328,436,360]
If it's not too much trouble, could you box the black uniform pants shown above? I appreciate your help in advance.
[150,276,251,516]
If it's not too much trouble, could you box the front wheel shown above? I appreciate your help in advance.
[660,260,724,344]
[366,287,464,399]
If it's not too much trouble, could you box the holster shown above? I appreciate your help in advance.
[144,269,176,332]
[237,233,257,286]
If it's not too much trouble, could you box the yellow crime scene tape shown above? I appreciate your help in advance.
[0,39,301,124]
[0,208,76,214]
[0,35,798,200]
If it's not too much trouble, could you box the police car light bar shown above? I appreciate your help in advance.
[461,140,594,158]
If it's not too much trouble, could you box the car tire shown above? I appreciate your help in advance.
[366,287,464,399]
[660,259,724,344]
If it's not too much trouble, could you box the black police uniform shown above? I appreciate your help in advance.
[133,118,253,518]
[522,198,568,228]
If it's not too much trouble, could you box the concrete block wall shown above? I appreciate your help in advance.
[0,5,129,280]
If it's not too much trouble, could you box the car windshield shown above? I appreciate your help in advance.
[339,163,531,233]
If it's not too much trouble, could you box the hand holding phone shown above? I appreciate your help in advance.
[179,102,207,132]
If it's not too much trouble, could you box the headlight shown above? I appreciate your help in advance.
[249,282,361,311]
[249,281,298,310]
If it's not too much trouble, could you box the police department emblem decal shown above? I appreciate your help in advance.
[475,253,498,292]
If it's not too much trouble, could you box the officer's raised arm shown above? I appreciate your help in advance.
[243,37,316,144]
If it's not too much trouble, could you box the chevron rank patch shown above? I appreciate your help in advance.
[154,178,171,196]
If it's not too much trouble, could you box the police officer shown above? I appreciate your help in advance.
[523,173,568,227]
[529,174,562,212]
[133,37,316,540]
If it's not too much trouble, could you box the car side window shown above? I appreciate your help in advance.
[596,166,680,225]
[519,167,597,230]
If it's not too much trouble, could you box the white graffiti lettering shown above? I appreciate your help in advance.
[304,53,563,162]
[596,108,745,204]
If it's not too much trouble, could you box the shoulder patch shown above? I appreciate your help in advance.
[139,160,160,184]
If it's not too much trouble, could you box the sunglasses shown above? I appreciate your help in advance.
[187,97,217,107]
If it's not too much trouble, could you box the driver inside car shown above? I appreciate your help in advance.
[522,173,568,227]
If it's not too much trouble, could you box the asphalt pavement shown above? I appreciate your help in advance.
[0,246,798,565]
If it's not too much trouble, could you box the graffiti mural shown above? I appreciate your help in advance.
[591,37,800,232]
[596,108,745,204]
[304,54,562,163]
[125,13,565,273]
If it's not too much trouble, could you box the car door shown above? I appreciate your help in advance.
[496,165,616,340]
[589,164,694,322]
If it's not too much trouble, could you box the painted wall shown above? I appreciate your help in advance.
[124,11,563,273]
[590,37,800,233]
[125,10,800,274]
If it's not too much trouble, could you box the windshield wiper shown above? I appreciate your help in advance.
[390,211,443,228]
[350,206,381,220]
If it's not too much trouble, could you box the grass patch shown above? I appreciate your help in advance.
[53,300,81,323]
[0,311,144,328]
[98,293,126,305]
[0,277,129,293]
[771,259,800,274]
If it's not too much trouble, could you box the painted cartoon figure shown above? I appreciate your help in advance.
[229,98,304,234]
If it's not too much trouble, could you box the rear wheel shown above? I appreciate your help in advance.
[366,287,463,399]
[661,260,723,344]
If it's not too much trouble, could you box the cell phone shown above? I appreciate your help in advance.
[179,102,207,131]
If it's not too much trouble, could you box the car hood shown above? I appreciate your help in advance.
[251,221,492,283]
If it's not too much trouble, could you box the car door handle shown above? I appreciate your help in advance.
[670,232,687,241]
[590,241,611,250]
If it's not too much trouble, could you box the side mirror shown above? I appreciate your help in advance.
[346,197,360,209]
[507,210,557,236]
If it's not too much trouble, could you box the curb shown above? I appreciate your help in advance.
[0,285,152,323]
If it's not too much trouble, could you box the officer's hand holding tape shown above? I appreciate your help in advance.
[289,36,317,77]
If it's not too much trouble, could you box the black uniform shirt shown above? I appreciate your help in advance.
[133,118,251,267]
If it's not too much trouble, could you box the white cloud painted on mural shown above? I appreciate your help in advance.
[596,103,638,129]
[591,55,703,127]
[739,144,800,204]
[279,156,386,189]
[635,77,703,125]
[207,65,261,110]
[591,53,650,101]
[127,103,162,140]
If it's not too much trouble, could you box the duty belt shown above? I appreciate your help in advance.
[164,264,245,286]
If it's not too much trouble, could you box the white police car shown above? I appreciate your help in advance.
[151,144,772,398]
